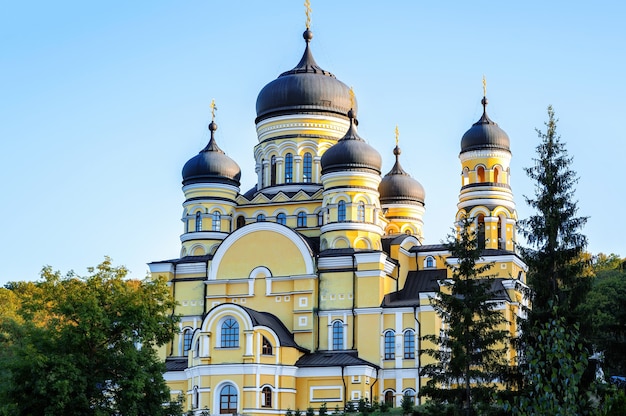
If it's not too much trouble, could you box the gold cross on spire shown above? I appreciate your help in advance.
[305,0,311,29]
[482,75,487,97]
[395,125,399,146]
[210,99,217,121]
[349,87,355,109]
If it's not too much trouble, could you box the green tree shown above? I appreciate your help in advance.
[515,106,598,413]
[0,257,180,416]
[519,105,591,327]
[420,217,510,415]
[579,257,626,375]
[513,312,590,415]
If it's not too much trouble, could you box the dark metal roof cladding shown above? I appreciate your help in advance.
[460,97,511,153]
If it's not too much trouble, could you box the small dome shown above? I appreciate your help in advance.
[460,97,510,153]
[182,121,241,186]
[255,30,355,123]
[321,111,382,175]
[379,146,425,205]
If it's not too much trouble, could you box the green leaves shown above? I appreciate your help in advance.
[0,257,180,415]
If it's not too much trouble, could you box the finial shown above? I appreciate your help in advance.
[305,0,312,30]
[395,125,399,147]
[210,99,217,122]
[482,75,487,98]
[349,87,355,110]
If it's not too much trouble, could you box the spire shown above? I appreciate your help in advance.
[475,76,495,126]
[305,0,311,30]
[341,87,361,141]
[387,126,409,176]
[202,99,224,154]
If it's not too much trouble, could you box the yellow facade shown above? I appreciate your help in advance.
[149,18,528,416]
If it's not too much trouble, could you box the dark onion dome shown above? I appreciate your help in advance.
[379,145,425,205]
[255,29,355,123]
[460,97,510,153]
[321,110,382,175]
[182,121,241,186]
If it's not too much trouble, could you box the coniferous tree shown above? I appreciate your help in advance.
[515,106,596,414]
[420,216,509,415]
[519,105,590,326]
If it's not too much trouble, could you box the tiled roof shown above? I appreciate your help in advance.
[238,306,309,352]
[165,358,188,371]
[295,350,379,369]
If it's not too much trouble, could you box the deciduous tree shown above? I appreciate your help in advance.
[0,257,181,416]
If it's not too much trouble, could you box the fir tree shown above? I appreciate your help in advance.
[519,105,590,325]
[420,216,509,415]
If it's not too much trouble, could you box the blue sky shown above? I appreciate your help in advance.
[1,1,624,285]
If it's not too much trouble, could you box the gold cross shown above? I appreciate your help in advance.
[482,75,487,97]
[305,0,311,29]
[395,125,399,146]
[210,99,217,121]
[349,87,355,110]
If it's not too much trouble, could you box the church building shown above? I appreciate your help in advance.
[149,12,528,415]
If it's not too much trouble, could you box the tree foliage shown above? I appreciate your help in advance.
[519,105,591,325]
[0,257,181,416]
[579,254,626,376]
[513,312,590,415]
[420,217,510,414]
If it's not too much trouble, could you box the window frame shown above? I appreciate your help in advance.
[332,320,344,350]
[220,318,239,348]
[212,211,221,232]
[384,330,395,360]
[303,152,312,183]
[297,212,307,228]
[338,201,346,222]
[403,329,415,359]
[284,153,293,183]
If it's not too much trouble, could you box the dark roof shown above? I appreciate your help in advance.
[381,234,417,255]
[238,306,309,352]
[165,358,188,372]
[460,97,510,154]
[410,244,448,253]
[295,350,379,369]
[379,146,425,205]
[182,121,241,186]
[382,269,446,307]
[320,114,382,175]
[382,270,512,307]
[238,187,321,202]
[255,30,353,123]
[318,248,382,258]
[148,254,212,265]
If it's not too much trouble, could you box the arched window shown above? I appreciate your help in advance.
[262,336,273,355]
[276,213,286,226]
[338,201,346,222]
[257,214,266,222]
[212,211,221,232]
[317,211,324,227]
[260,159,265,187]
[494,166,500,183]
[297,212,307,228]
[236,216,245,229]
[403,388,416,404]
[403,329,415,359]
[193,385,199,409]
[219,384,237,414]
[357,201,365,222]
[477,214,486,249]
[183,328,193,356]
[284,153,293,183]
[195,211,202,232]
[384,390,394,406]
[477,166,485,183]
[303,152,312,183]
[426,256,435,268]
[332,320,344,350]
[261,386,272,408]
[220,318,239,348]
[270,155,277,186]
[384,330,395,360]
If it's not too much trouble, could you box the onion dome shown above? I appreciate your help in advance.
[255,29,355,123]
[379,145,425,205]
[321,110,382,175]
[182,121,241,186]
[460,97,510,153]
